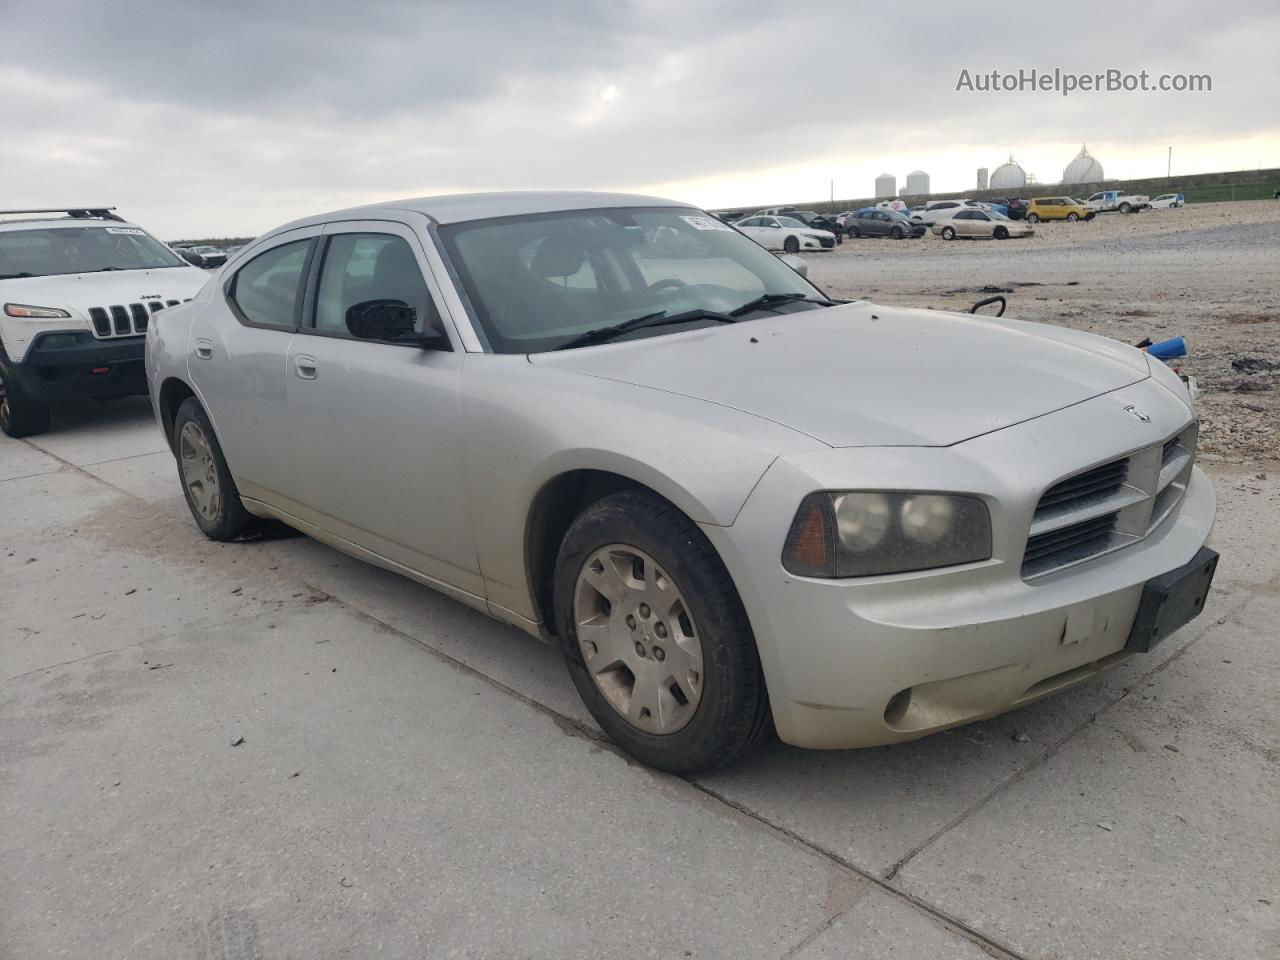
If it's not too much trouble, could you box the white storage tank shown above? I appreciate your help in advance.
[976,167,989,190]
[874,173,897,198]
[989,154,1026,190]
[904,170,930,196]
[1062,144,1104,184]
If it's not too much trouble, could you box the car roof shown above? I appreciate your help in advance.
[272,191,690,235]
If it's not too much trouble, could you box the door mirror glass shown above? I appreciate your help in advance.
[346,299,431,344]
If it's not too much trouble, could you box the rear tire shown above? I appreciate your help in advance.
[553,491,772,774]
[1066,212,1079,222]
[783,235,800,254]
[941,226,956,240]
[1119,202,1132,214]
[172,397,256,541]
[0,352,51,438]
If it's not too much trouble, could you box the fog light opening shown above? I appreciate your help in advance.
[884,688,912,727]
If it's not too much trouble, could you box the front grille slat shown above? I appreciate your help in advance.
[109,305,130,335]
[1023,426,1197,579]
[87,300,164,339]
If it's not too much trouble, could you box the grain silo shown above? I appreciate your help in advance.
[874,173,896,198]
[904,170,930,196]
[976,167,989,190]
[989,154,1027,190]
[1062,144,1104,184]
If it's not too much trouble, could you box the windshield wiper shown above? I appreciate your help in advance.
[555,308,735,351]
[728,292,831,317]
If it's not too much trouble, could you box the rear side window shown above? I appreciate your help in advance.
[229,239,311,329]
[313,233,439,336]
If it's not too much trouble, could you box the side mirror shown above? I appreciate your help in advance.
[769,222,781,228]
[345,299,444,348]
[777,253,809,277]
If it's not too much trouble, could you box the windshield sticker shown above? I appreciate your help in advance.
[104,227,145,236]
[681,215,732,232]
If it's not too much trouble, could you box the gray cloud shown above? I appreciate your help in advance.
[1,0,1276,236]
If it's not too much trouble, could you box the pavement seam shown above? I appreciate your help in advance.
[881,585,1258,883]
[4,640,148,682]
[14,437,142,499]
[0,466,67,484]
[313,581,1029,960]
[80,449,172,468]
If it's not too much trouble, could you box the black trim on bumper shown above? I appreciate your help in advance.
[1126,547,1219,653]
[11,331,147,401]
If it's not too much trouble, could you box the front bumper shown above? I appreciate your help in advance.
[10,331,147,402]
[702,377,1216,749]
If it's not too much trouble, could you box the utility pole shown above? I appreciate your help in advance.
[1167,146,1172,178]
[830,179,834,203]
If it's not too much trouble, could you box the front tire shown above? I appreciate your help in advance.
[994,226,1009,239]
[1026,213,1039,223]
[172,397,256,541]
[890,226,904,239]
[553,491,771,774]
[783,235,800,254]
[0,352,51,438]
[941,226,956,240]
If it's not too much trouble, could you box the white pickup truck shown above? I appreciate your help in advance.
[1084,190,1150,214]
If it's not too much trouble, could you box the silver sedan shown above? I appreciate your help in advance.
[145,192,1217,772]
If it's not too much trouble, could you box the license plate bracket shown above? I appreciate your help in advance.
[1126,547,1219,653]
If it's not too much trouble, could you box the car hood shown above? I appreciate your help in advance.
[530,302,1150,448]
[1,266,209,313]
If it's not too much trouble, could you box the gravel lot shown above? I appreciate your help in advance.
[808,200,1280,464]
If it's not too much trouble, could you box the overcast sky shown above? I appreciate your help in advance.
[2,0,1277,238]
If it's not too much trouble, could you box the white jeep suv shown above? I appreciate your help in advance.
[0,207,209,437]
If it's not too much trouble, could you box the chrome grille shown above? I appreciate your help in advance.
[86,299,190,339]
[1023,422,1198,579]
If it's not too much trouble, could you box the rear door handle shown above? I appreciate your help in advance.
[294,355,318,380]
[194,338,213,360]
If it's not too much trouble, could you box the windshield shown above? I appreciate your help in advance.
[0,225,185,278]
[988,210,1011,221]
[775,216,807,228]
[439,207,826,353]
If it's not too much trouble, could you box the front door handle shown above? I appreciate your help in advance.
[194,338,213,360]
[294,355,318,380]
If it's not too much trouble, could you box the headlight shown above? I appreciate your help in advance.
[783,491,992,578]
[803,233,825,241]
[5,303,72,318]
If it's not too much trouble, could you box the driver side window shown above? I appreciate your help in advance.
[313,233,440,337]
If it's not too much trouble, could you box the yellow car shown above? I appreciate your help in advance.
[1025,197,1096,223]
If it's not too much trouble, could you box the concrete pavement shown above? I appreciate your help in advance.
[3,397,1277,959]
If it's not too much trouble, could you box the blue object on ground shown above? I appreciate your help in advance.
[1146,336,1186,360]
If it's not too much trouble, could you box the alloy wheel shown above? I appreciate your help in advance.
[573,544,704,734]
[179,421,221,521]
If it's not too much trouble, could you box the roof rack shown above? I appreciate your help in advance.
[0,206,125,222]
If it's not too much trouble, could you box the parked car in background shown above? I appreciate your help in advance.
[1150,193,1185,209]
[1085,190,1150,214]
[912,200,967,223]
[844,208,926,239]
[734,215,835,252]
[875,199,909,214]
[146,190,1218,774]
[0,206,207,436]
[189,245,228,267]
[1025,197,1096,223]
[988,197,1029,220]
[778,210,842,239]
[933,209,1034,241]
[172,246,206,267]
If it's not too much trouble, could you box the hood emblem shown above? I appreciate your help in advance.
[1123,404,1151,422]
